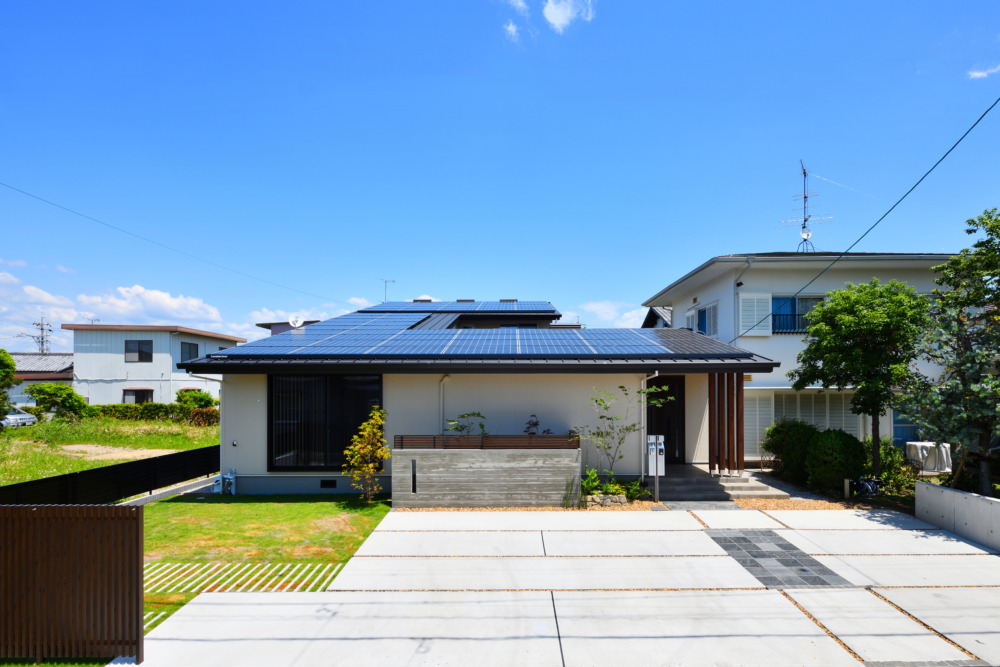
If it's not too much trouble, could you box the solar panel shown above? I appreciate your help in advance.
[360,300,556,314]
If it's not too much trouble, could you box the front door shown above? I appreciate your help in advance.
[646,376,685,464]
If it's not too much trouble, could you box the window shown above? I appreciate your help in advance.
[123,389,153,404]
[685,303,718,337]
[771,296,822,333]
[739,293,772,336]
[268,375,382,471]
[181,342,199,362]
[743,394,774,460]
[125,340,153,363]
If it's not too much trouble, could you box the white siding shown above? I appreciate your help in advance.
[773,390,861,437]
[743,393,773,460]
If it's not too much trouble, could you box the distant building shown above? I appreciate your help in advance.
[8,352,74,406]
[61,324,246,404]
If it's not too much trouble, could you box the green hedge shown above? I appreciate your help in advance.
[806,429,866,492]
[761,419,819,486]
[87,402,219,425]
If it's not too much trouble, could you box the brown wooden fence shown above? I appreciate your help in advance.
[0,505,144,663]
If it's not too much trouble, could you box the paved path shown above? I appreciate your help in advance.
[125,508,1000,666]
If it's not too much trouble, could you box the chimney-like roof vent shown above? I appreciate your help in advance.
[413,299,432,303]
[499,299,518,303]
[456,299,474,302]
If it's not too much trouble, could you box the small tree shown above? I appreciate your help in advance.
[0,349,18,433]
[176,389,215,409]
[897,208,1000,496]
[577,385,668,475]
[343,406,390,503]
[24,383,89,421]
[788,279,929,477]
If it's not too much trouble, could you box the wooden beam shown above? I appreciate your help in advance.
[708,373,717,472]
[737,372,745,471]
[726,373,735,472]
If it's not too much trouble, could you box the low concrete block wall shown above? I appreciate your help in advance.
[391,448,581,508]
[915,481,1000,550]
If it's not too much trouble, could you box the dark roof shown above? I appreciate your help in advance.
[10,353,73,373]
[360,300,559,315]
[179,303,777,374]
[641,307,672,328]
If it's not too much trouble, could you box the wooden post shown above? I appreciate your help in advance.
[736,373,745,472]
[726,373,736,473]
[708,373,717,472]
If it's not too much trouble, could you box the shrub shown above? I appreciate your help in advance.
[805,429,866,492]
[22,406,48,420]
[600,480,626,496]
[24,383,89,421]
[864,437,917,495]
[177,389,214,409]
[761,419,819,486]
[189,407,220,426]
[624,478,651,502]
[581,468,601,496]
[343,406,390,503]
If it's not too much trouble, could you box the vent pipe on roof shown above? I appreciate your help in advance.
[413,299,432,303]
[456,299,474,303]
[500,299,518,303]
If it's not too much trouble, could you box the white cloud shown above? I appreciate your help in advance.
[23,285,74,307]
[0,259,27,267]
[543,0,593,33]
[347,296,374,309]
[504,20,520,42]
[56,265,75,274]
[615,307,647,329]
[414,294,441,301]
[0,272,20,286]
[578,301,646,328]
[77,285,222,323]
[969,63,1000,79]
[507,0,528,14]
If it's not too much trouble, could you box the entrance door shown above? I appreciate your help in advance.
[646,376,685,464]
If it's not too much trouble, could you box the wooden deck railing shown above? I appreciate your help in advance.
[0,505,144,663]
[394,434,580,449]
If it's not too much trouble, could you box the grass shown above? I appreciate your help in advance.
[5,417,220,450]
[0,437,130,485]
[144,493,390,562]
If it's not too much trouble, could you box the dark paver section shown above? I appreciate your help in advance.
[707,529,852,588]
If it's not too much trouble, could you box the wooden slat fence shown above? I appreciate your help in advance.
[0,445,219,505]
[0,505,144,663]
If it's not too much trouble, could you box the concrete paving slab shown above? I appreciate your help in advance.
[541,530,727,556]
[785,588,969,662]
[875,587,1000,665]
[117,591,562,667]
[330,556,761,591]
[814,554,1000,587]
[554,589,857,667]
[777,528,997,555]
[691,509,785,529]
[377,510,703,532]
[763,509,936,530]
[356,531,544,556]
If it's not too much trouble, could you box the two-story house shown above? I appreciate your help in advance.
[61,324,246,404]
[643,252,951,462]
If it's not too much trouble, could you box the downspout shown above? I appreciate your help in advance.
[438,374,451,435]
[640,370,659,483]
[732,255,754,341]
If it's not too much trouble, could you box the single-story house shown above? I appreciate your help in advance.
[8,352,74,406]
[180,300,778,505]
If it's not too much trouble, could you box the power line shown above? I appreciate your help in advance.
[0,182,354,307]
[731,93,1000,344]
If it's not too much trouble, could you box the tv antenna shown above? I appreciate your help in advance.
[288,314,304,329]
[378,278,395,303]
[779,160,832,252]
[17,317,53,354]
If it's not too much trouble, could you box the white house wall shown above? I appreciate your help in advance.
[220,372,713,494]
[71,329,226,404]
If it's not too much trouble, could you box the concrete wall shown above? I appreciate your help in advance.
[915,482,1000,551]
[71,329,226,404]
[391,448,582,508]
[218,371,714,494]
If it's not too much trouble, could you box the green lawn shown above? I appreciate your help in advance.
[144,493,390,562]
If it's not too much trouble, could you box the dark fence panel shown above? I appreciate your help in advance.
[0,505,144,663]
[0,445,220,505]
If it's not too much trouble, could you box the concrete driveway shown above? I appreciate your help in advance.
[127,508,1000,666]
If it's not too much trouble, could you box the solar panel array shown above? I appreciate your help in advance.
[215,311,751,360]
[361,301,557,313]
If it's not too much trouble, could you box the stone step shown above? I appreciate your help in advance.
[655,480,790,501]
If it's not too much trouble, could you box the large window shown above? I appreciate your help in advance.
[771,296,822,333]
[125,340,153,363]
[180,342,199,362]
[268,375,382,471]
[123,389,154,404]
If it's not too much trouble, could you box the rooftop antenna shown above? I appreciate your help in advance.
[779,160,832,252]
[378,278,395,303]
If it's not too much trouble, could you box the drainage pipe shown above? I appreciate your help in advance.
[438,374,451,435]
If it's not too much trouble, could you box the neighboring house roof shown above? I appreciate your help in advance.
[256,321,321,330]
[641,307,672,328]
[643,252,953,307]
[10,353,74,382]
[180,302,777,374]
[61,324,246,343]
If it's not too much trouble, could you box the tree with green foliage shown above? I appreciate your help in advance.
[0,349,19,432]
[577,385,669,475]
[176,389,215,409]
[788,279,929,477]
[343,406,390,503]
[897,208,1000,496]
[24,382,89,421]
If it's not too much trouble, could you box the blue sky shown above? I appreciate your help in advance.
[2,1,999,352]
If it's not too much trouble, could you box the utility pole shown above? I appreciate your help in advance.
[17,317,53,354]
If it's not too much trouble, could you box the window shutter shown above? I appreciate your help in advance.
[829,393,860,437]
[739,293,772,336]
[743,393,773,460]
[686,311,697,330]
[706,304,719,337]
